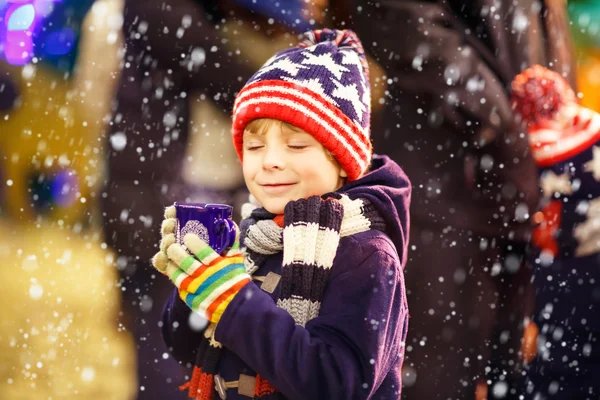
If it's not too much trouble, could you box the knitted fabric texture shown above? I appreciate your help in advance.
[182,193,385,399]
[511,65,600,257]
[511,64,577,127]
[231,28,373,181]
[512,65,600,167]
[167,239,249,324]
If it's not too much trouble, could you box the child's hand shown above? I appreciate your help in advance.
[154,214,251,324]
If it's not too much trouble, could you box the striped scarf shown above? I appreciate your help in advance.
[181,193,385,399]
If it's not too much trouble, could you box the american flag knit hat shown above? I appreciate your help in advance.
[231,29,372,181]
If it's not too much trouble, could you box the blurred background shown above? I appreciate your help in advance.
[0,0,598,399]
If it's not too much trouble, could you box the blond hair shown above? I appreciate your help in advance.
[244,118,338,164]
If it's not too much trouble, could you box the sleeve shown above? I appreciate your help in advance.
[122,0,252,107]
[104,0,254,262]
[161,288,206,366]
[342,0,541,222]
[352,0,516,140]
[214,248,408,400]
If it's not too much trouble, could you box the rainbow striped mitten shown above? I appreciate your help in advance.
[164,227,251,324]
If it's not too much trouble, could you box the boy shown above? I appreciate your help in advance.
[153,29,411,399]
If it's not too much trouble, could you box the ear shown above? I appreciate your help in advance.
[340,169,348,178]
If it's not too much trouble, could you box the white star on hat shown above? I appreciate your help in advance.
[341,50,364,77]
[282,77,339,106]
[361,79,371,114]
[584,146,600,181]
[254,57,308,78]
[540,171,573,198]
[301,52,349,80]
[573,197,600,257]
[331,78,366,123]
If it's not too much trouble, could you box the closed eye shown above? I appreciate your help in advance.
[245,145,264,151]
[288,145,308,150]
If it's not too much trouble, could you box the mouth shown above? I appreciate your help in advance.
[259,183,296,194]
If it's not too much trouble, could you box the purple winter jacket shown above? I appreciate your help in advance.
[162,155,411,399]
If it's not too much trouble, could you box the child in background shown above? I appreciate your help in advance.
[512,65,600,399]
[152,29,411,399]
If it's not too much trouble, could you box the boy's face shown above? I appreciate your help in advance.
[242,121,346,214]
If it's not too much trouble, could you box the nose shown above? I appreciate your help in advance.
[262,144,286,170]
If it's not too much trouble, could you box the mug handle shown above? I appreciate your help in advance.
[216,218,237,254]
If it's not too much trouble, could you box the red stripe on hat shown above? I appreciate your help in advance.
[533,131,600,167]
[232,80,372,180]
[236,93,367,173]
[233,80,371,157]
[529,109,600,167]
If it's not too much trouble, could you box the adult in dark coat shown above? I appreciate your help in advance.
[329,0,576,398]
[102,0,255,269]
[101,1,258,397]
[102,1,323,397]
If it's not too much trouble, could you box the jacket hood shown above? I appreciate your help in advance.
[340,154,412,265]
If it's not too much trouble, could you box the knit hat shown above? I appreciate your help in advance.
[511,65,600,167]
[232,28,372,181]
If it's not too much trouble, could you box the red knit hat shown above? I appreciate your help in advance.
[231,29,372,181]
[511,65,600,167]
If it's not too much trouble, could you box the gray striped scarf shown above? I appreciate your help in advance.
[240,193,385,327]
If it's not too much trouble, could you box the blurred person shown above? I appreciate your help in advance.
[153,28,411,399]
[101,1,252,397]
[328,0,576,398]
[512,65,600,399]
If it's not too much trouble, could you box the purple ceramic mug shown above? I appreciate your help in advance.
[174,203,237,255]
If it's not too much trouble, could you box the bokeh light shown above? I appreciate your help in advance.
[1,0,64,65]
[6,4,35,31]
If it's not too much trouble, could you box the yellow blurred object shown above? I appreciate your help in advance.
[0,1,135,398]
[0,63,96,225]
[0,223,136,399]
[72,0,124,128]
[0,0,123,227]
[577,49,600,113]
